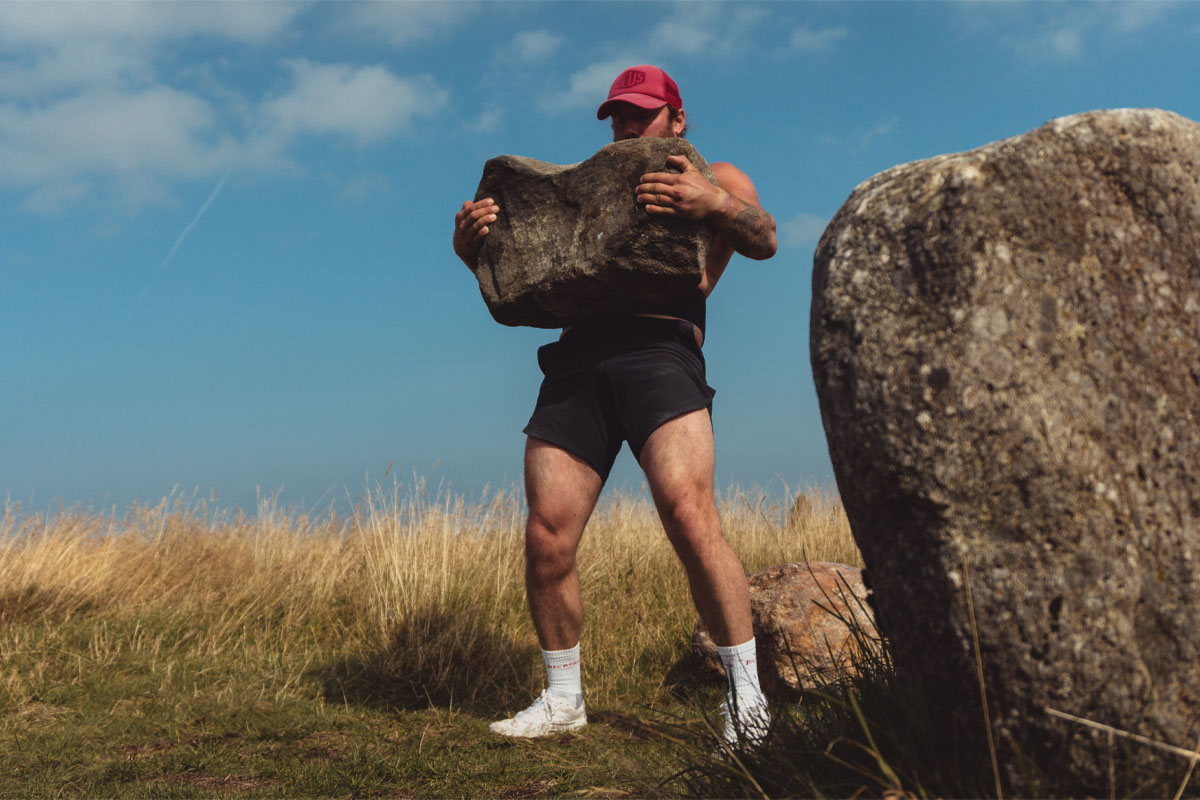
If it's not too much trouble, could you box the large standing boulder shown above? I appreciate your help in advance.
[471,138,717,328]
[810,108,1200,793]
[687,562,874,697]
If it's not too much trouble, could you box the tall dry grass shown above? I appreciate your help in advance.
[0,483,856,718]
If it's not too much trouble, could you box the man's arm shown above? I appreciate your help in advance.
[637,155,777,260]
[453,197,500,270]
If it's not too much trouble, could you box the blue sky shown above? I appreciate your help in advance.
[3,1,1198,514]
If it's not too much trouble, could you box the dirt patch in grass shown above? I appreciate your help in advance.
[183,730,242,747]
[115,739,173,760]
[496,777,562,798]
[589,710,673,741]
[298,729,354,761]
[173,773,278,792]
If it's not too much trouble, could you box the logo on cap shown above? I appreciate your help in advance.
[614,69,646,90]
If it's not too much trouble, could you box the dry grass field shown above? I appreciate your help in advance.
[4,483,1185,798]
[0,483,861,798]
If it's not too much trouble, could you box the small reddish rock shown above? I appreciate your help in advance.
[690,561,874,697]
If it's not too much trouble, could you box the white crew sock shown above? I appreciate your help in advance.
[716,637,766,707]
[542,644,583,705]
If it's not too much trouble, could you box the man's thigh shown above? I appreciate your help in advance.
[524,437,604,536]
[637,409,717,507]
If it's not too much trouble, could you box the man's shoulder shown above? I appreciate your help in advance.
[708,161,759,203]
[709,161,747,181]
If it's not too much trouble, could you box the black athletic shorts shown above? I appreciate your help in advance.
[523,315,716,482]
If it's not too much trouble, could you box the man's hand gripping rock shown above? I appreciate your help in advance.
[453,197,500,270]
[636,154,725,221]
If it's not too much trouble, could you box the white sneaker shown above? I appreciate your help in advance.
[488,689,587,738]
[719,694,769,748]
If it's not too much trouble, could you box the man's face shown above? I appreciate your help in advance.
[609,103,684,142]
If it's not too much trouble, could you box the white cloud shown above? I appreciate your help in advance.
[540,2,769,115]
[464,108,504,134]
[0,87,233,186]
[0,2,304,48]
[0,41,152,97]
[0,1,307,97]
[789,25,849,53]
[22,180,90,213]
[0,4,455,213]
[953,1,1183,63]
[856,115,899,151]
[338,2,477,47]
[0,57,447,210]
[818,115,899,153]
[1010,25,1085,63]
[649,8,720,56]
[0,0,304,208]
[264,60,448,145]
[1111,1,1176,33]
[511,30,563,62]
[0,2,304,46]
[781,213,828,249]
[539,55,639,112]
[112,173,173,208]
[0,2,305,128]
[648,2,767,58]
[1048,27,1083,59]
[337,174,390,205]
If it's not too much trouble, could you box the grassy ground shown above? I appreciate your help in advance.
[0,483,858,798]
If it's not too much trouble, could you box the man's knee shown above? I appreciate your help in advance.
[658,491,720,553]
[525,514,577,585]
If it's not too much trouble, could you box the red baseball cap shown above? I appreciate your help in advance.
[596,65,682,120]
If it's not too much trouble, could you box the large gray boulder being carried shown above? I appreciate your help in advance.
[810,108,1200,793]
[471,138,717,328]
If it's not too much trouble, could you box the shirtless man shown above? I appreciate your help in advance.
[452,65,777,745]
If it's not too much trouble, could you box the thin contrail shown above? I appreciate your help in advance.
[136,163,235,304]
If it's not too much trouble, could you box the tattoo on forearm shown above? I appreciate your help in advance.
[726,203,776,259]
